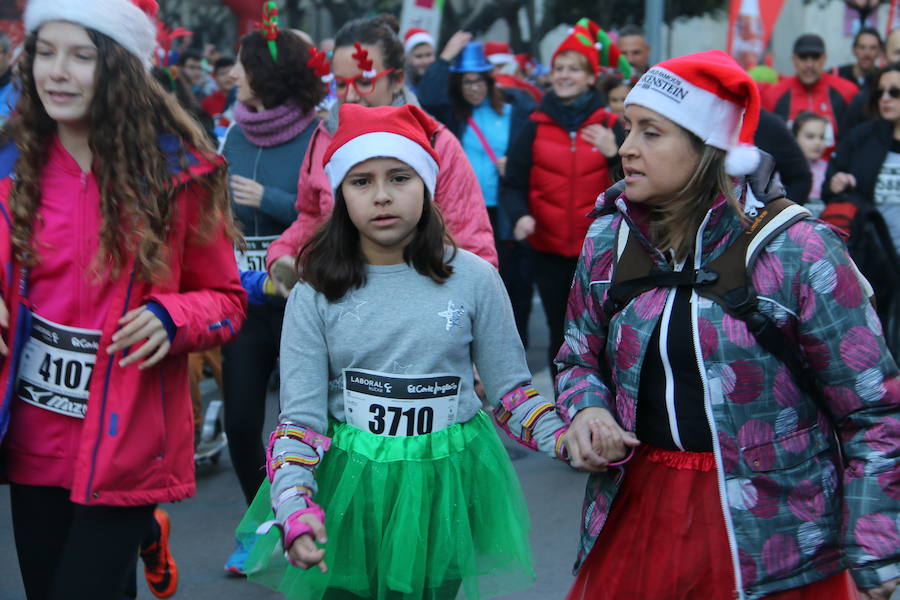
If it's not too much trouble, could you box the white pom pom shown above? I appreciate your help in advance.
[725,144,760,176]
[595,42,603,50]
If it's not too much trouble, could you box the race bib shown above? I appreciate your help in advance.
[235,235,278,272]
[342,369,461,437]
[16,314,101,419]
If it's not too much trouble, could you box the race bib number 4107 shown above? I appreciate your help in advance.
[16,314,101,419]
[342,369,461,437]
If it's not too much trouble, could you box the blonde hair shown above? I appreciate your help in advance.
[649,136,739,261]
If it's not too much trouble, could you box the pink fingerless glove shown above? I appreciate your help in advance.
[282,500,326,551]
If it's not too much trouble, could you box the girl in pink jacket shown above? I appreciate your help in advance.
[0,1,246,599]
[265,14,498,287]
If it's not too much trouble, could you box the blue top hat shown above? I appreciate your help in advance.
[449,42,494,73]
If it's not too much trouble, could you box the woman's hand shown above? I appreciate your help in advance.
[581,124,619,158]
[857,578,898,600]
[230,175,264,209]
[0,296,8,356]
[829,172,857,195]
[106,306,171,369]
[495,156,508,178]
[513,215,536,241]
[439,31,473,62]
[565,407,640,471]
[269,255,299,297]
[287,513,328,573]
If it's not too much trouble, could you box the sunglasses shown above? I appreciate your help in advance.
[878,86,900,99]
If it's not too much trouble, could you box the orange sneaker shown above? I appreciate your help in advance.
[140,508,179,598]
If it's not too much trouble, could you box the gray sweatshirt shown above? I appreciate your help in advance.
[270,249,567,524]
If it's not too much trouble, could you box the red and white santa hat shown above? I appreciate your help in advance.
[323,104,441,197]
[624,49,762,176]
[484,41,515,66]
[403,27,435,54]
[24,0,158,69]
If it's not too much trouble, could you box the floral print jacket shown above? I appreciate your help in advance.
[555,190,900,599]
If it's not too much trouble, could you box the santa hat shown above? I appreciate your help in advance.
[484,41,515,66]
[552,21,601,74]
[323,104,441,197]
[624,49,762,176]
[403,27,435,54]
[24,0,158,69]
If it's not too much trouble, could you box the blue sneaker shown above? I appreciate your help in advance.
[224,536,255,576]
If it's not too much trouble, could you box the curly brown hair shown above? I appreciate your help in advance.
[239,30,326,112]
[8,28,241,282]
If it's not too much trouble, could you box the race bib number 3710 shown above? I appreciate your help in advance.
[342,369,461,437]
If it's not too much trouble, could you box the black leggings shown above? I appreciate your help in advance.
[222,303,284,505]
[9,484,154,600]
[531,250,579,381]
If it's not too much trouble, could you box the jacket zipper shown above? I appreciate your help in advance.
[690,211,745,599]
[252,146,263,236]
[569,131,577,252]
[84,265,138,503]
[658,263,686,451]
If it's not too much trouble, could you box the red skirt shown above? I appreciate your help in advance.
[566,445,855,600]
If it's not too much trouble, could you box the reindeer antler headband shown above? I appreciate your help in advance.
[259,1,280,62]
[352,42,377,78]
[307,46,334,83]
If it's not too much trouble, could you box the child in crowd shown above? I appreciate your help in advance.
[792,110,829,214]
[237,103,570,600]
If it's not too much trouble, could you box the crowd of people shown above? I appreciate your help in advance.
[0,0,898,599]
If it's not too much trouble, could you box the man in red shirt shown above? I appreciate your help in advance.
[762,33,858,149]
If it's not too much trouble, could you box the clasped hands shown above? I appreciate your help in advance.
[564,406,640,472]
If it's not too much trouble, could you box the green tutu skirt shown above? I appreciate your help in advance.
[236,410,534,600]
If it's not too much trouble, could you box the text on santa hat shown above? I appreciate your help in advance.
[638,69,689,104]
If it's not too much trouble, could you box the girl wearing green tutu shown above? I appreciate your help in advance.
[237,102,570,599]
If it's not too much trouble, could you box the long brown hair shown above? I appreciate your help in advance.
[298,186,455,302]
[8,27,241,282]
[649,134,738,261]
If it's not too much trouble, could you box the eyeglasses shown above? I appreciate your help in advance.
[461,77,486,89]
[334,68,396,97]
[877,86,900,99]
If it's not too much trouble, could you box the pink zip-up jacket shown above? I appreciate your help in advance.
[265,119,499,270]
[0,136,247,506]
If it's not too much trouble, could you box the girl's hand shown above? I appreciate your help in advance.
[439,31,472,62]
[269,255,299,297]
[107,306,171,369]
[0,296,8,356]
[858,577,898,600]
[230,175,264,208]
[829,172,857,195]
[581,124,618,158]
[565,407,640,471]
[287,514,328,573]
[513,215,536,241]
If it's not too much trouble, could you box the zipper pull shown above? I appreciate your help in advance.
[570,131,577,152]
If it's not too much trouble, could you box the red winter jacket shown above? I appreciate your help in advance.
[0,138,246,506]
[761,73,858,146]
[529,107,619,257]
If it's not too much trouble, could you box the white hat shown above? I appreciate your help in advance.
[24,0,158,69]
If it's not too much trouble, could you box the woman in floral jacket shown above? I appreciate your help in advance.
[558,50,900,600]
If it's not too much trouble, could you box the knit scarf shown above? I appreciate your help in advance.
[233,101,315,147]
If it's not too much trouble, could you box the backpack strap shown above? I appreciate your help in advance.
[605,198,807,320]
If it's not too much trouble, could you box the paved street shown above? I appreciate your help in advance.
[0,296,589,600]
